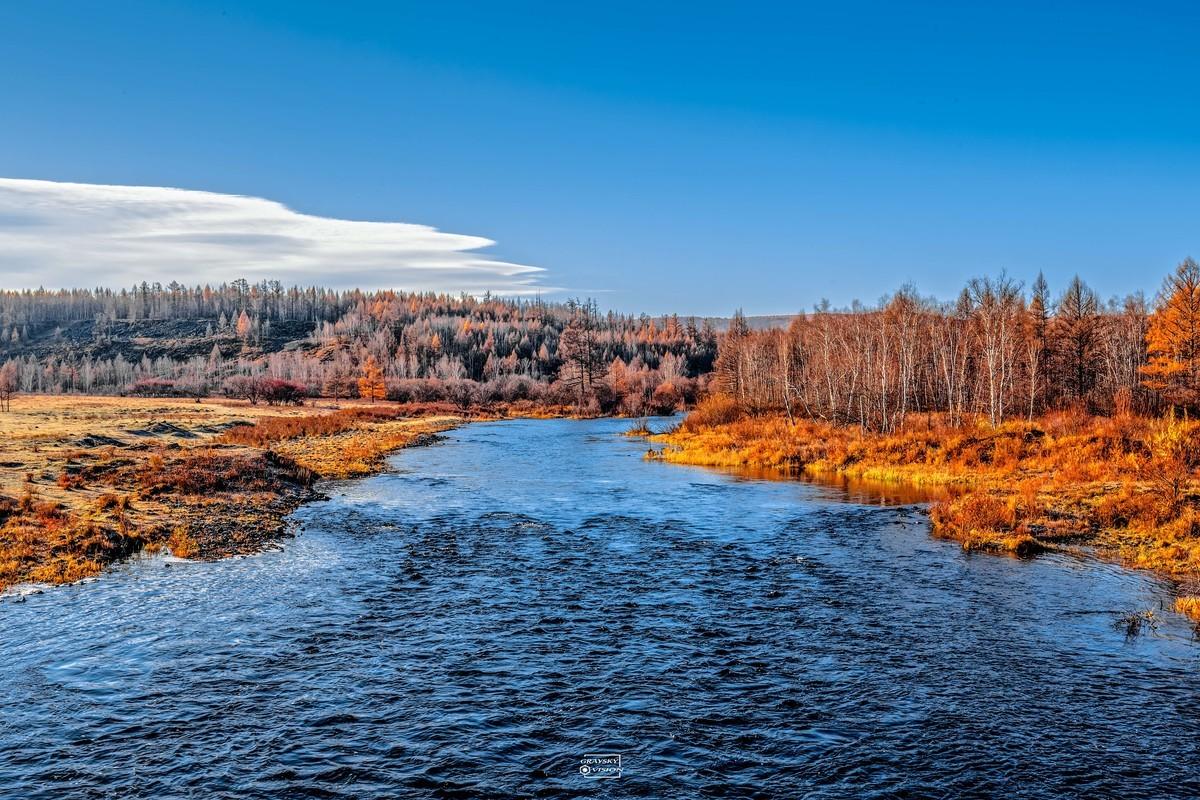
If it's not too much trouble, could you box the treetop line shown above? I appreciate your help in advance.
[3,262,1198,427]
[714,259,1200,431]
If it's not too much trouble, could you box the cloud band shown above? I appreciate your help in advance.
[0,178,548,294]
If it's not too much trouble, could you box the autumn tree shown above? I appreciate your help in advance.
[1100,293,1148,415]
[323,369,357,402]
[1055,275,1100,405]
[1023,272,1051,419]
[358,355,386,403]
[0,361,19,411]
[967,274,1023,427]
[557,299,603,407]
[223,374,265,405]
[713,309,751,403]
[1142,258,1200,409]
[236,310,253,342]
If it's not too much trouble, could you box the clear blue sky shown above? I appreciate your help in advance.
[1,0,1198,315]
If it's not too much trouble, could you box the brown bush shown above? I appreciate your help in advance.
[56,471,86,490]
[136,451,312,496]
[682,395,744,432]
[95,493,132,512]
[930,493,1015,536]
[167,526,199,559]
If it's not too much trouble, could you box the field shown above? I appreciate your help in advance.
[0,396,460,590]
[652,397,1200,620]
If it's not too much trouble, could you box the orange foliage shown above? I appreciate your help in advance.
[217,406,408,447]
[1142,257,1200,407]
[358,356,386,403]
[167,527,199,559]
[135,450,313,496]
[681,395,744,432]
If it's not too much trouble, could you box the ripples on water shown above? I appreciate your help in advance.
[3,418,1200,798]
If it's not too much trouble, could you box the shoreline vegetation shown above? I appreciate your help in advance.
[0,395,514,592]
[644,260,1200,624]
[651,398,1200,622]
[0,393,658,592]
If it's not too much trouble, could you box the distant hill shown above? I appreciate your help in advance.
[702,314,797,332]
[0,284,718,407]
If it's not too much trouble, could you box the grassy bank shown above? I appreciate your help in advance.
[651,397,1200,620]
[0,396,461,590]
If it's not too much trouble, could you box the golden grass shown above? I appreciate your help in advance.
[1175,596,1200,623]
[167,526,200,559]
[654,398,1200,591]
[0,395,461,590]
[271,418,455,479]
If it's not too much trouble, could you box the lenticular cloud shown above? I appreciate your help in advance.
[0,178,547,293]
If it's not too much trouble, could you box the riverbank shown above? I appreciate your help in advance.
[0,396,462,590]
[649,398,1200,620]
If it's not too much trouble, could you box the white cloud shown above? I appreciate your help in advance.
[0,178,550,294]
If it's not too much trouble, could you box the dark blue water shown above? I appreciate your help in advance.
[3,418,1200,799]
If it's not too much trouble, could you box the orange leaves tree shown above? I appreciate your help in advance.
[1142,258,1200,409]
[358,355,386,403]
[235,310,254,342]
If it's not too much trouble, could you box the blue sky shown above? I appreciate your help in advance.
[1,1,1198,315]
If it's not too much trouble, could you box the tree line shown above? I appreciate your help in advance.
[0,282,718,414]
[714,260,1200,431]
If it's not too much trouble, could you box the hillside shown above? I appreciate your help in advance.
[0,282,716,414]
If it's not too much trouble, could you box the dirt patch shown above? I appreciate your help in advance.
[72,434,126,448]
[127,421,198,438]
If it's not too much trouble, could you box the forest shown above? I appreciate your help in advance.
[712,261,1200,430]
[0,281,717,415]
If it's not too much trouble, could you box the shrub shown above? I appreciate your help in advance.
[136,451,312,495]
[126,378,186,397]
[1175,596,1200,623]
[224,375,265,404]
[260,378,307,406]
[444,379,479,410]
[682,395,743,431]
[167,526,199,559]
[56,471,85,490]
[95,493,131,512]
[929,493,1015,536]
[650,381,683,415]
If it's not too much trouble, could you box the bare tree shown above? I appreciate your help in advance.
[0,361,18,412]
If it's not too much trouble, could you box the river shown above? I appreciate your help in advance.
[2,417,1200,798]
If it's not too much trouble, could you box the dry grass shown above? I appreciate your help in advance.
[0,395,461,590]
[1175,596,1200,623]
[217,407,458,479]
[623,419,654,437]
[271,418,454,479]
[655,400,1200,587]
[214,404,456,447]
[167,526,199,559]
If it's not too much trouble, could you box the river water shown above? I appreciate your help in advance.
[3,418,1200,798]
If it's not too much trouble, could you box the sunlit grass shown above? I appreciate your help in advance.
[0,395,462,589]
[657,398,1200,589]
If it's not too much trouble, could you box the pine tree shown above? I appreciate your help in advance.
[1142,258,1200,409]
[1024,272,1051,418]
[1056,275,1099,403]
